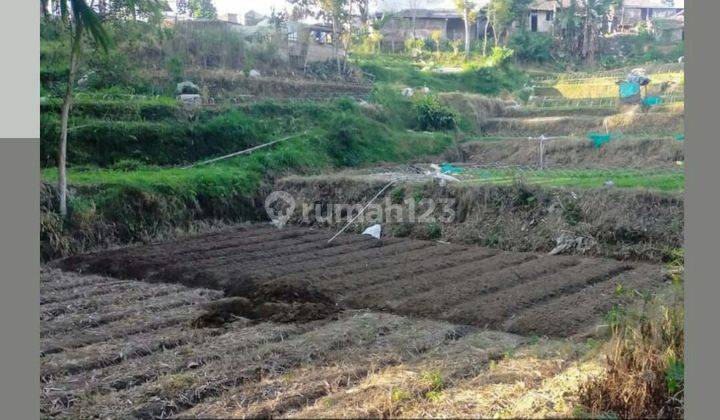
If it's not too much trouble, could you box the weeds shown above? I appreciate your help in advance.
[580,259,684,418]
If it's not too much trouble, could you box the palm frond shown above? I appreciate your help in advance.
[70,0,112,52]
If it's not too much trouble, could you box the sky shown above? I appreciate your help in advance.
[208,0,458,19]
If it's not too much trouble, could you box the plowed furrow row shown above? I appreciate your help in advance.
[41,322,312,417]
[57,313,459,419]
[40,281,158,305]
[44,322,309,413]
[41,274,113,293]
[147,238,400,292]
[346,252,537,309]
[40,286,200,321]
[40,305,206,356]
[321,247,499,296]
[245,240,437,281]
[441,259,630,329]
[503,265,664,336]
[41,289,219,337]
[41,325,224,380]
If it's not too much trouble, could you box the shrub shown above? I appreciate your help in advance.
[392,222,414,238]
[84,51,138,91]
[110,159,149,172]
[424,222,442,239]
[413,95,458,131]
[508,32,552,63]
[324,114,367,167]
[487,46,514,67]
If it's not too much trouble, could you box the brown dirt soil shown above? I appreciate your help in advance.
[53,225,667,338]
[41,228,668,419]
[459,137,684,169]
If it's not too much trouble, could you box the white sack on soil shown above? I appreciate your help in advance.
[362,224,382,239]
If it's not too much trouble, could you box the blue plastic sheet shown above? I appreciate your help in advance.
[440,163,464,174]
[619,81,641,98]
[642,96,664,107]
[588,132,613,148]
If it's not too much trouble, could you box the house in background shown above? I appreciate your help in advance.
[218,13,240,24]
[616,0,684,31]
[377,2,491,49]
[523,0,561,33]
[652,9,684,43]
[379,9,471,42]
[244,10,267,26]
[284,22,343,68]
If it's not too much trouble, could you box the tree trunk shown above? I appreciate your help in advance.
[332,14,341,76]
[582,17,596,67]
[463,8,470,56]
[492,14,499,46]
[59,27,82,217]
[483,15,490,56]
[412,13,416,38]
[359,0,369,27]
[41,0,50,18]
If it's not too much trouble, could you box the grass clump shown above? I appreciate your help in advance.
[580,265,684,418]
[423,223,442,240]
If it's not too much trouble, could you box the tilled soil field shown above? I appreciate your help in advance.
[43,224,667,418]
[53,224,666,336]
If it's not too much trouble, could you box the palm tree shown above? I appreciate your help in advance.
[52,0,167,216]
[55,0,111,217]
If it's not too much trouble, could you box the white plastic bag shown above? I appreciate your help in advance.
[362,224,382,239]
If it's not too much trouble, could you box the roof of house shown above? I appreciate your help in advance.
[623,0,684,8]
[530,0,559,11]
[392,8,462,19]
[386,0,490,19]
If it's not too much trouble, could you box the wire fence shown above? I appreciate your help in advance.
[529,64,684,84]
[527,92,684,108]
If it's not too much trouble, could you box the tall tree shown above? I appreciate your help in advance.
[407,0,420,39]
[41,0,51,18]
[288,0,350,76]
[454,0,477,56]
[487,0,531,46]
[54,0,111,217]
[482,6,491,55]
[579,0,615,66]
[52,0,167,216]
[188,0,216,19]
[357,0,370,28]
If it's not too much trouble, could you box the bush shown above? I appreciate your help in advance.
[84,51,138,91]
[487,46,514,67]
[324,113,370,167]
[508,32,552,63]
[413,95,458,131]
[423,222,442,239]
[110,159,149,172]
[195,110,263,151]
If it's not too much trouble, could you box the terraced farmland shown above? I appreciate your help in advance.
[41,224,668,418]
